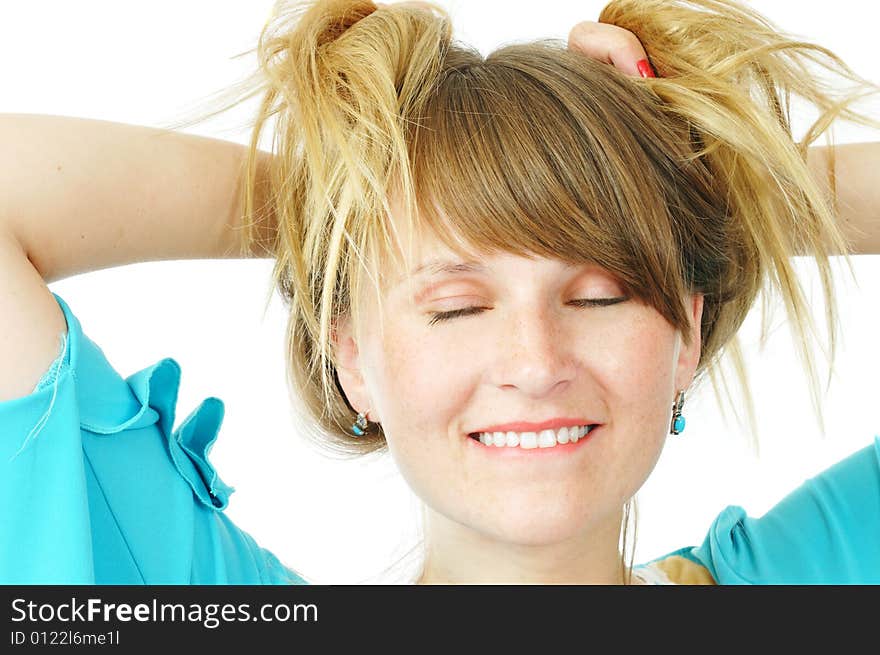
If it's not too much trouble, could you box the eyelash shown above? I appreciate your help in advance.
[427,297,629,326]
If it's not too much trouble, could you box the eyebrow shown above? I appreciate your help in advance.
[411,258,584,278]
[411,259,488,278]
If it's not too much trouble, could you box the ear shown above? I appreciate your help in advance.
[674,293,704,393]
[331,315,377,422]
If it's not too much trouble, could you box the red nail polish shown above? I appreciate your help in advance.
[636,59,656,78]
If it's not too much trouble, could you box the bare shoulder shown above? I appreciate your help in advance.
[0,229,67,402]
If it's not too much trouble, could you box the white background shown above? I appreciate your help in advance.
[2,1,877,583]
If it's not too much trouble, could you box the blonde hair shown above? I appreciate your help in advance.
[166,0,879,584]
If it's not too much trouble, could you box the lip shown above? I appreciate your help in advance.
[465,425,601,458]
[468,417,599,435]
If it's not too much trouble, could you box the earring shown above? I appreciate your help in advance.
[352,409,370,437]
[670,391,686,435]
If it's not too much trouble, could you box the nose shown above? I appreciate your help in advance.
[491,304,576,397]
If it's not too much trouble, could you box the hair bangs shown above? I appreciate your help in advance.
[394,40,693,325]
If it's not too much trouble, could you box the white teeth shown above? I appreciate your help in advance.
[557,426,570,444]
[474,425,594,449]
[537,429,556,448]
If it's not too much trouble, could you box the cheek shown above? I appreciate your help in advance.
[366,320,477,444]
[364,328,469,500]
[587,315,678,477]
[590,309,676,400]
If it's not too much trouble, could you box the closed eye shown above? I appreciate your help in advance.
[427,297,629,326]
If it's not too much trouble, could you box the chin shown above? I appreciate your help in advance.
[472,502,608,547]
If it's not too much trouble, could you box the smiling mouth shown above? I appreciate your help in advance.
[467,424,599,449]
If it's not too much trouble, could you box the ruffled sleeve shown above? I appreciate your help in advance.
[687,437,880,584]
[0,292,308,585]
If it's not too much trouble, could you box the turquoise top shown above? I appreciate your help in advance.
[1,293,878,584]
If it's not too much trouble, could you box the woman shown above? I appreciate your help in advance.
[1,0,878,585]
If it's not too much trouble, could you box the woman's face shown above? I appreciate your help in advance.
[334,209,704,547]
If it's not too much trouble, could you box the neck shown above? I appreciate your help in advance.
[415,505,633,585]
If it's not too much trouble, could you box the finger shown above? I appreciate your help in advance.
[567,20,652,78]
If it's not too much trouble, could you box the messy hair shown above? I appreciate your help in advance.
[165,0,879,583]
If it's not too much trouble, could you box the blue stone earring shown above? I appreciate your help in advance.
[352,409,370,437]
[670,391,686,435]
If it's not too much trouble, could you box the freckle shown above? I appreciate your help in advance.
[56,165,62,171]
[80,234,85,239]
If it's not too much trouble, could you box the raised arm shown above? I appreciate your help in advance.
[807,142,880,256]
[567,22,879,257]
[0,113,276,283]
[0,113,277,402]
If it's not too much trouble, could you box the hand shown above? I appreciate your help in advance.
[567,20,656,78]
